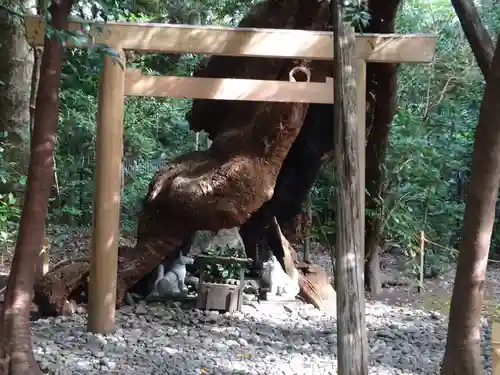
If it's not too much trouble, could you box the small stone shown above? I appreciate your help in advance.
[39,361,50,372]
[99,357,117,370]
[430,312,441,320]
[134,303,148,315]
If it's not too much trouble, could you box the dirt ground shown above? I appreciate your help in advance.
[373,252,500,319]
[1,232,500,320]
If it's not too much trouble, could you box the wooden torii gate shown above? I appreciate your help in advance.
[24,16,436,336]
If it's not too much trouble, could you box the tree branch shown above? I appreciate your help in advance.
[451,0,495,79]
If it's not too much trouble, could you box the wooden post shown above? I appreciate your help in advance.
[238,267,245,311]
[356,59,366,259]
[88,48,125,334]
[418,231,425,293]
[493,322,500,375]
[332,1,369,373]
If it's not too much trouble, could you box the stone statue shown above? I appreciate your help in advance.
[154,251,194,297]
[261,255,300,298]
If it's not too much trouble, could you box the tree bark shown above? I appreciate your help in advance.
[440,32,500,375]
[0,0,73,374]
[332,1,368,374]
[239,103,334,261]
[239,0,403,299]
[451,0,494,79]
[363,0,401,296]
[0,1,35,199]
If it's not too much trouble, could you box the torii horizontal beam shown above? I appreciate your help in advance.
[24,16,436,63]
[125,70,335,103]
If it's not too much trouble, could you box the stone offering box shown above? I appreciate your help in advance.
[195,255,253,313]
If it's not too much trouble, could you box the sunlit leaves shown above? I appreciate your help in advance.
[343,2,371,30]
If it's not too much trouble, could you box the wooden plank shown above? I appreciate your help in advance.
[125,69,334,103]
[24,16,436,63]
[195,255,253,266]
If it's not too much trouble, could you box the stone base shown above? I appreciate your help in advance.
[259,292,301,304]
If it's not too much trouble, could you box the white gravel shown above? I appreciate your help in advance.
[31,298,493,375]
[29,241,493,375]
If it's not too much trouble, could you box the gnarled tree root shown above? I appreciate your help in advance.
[34,261,89,317]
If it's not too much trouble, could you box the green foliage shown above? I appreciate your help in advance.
[201,244,247,282]
[0,132,23,254]
[0,0,259,258]
[309,164,335,247]
[0,192,20,252]
[384,0,487,257]
[343,2,371,30]
[310,0,500,266]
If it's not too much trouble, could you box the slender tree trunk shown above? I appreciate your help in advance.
[440,32,500,375]
[363,0,401,296]
[0,1,73,374]
[332,0,368,374]
[451,0,494,79]
[30,7,44,282]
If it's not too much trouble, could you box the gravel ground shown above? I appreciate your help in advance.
[29,241,495,375]
[32,298,493,375]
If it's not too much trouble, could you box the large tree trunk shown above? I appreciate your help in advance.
[451,0,494,79]
[239,103,334,260]
[0,1,73,373]
[33,0,336,316]
[0,1,35,199]
[187,0,330,139]
[363,0,401,296]
[440,32,500,375]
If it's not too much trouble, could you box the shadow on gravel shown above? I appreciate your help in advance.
[27,299,491,375]
[196,305,444,374]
